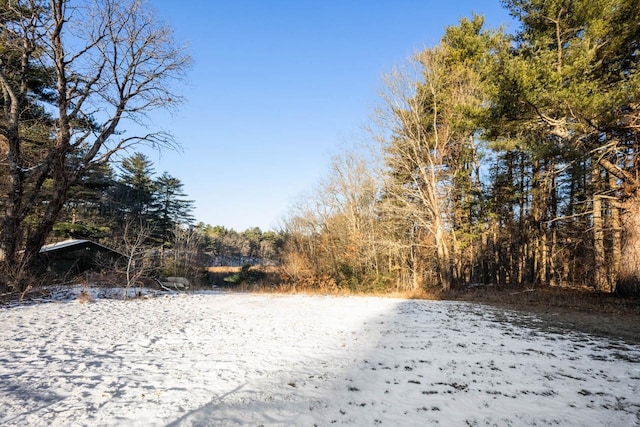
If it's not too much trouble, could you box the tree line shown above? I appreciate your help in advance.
[201,225,285,266]
[2,0,639,295]
[279,0,640,295]
[0,0,192,291]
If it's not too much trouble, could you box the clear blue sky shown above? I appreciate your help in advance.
[138,1,514,232]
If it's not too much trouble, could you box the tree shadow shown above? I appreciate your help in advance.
[165,298,640,426]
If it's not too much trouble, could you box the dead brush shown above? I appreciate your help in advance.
[77,287,94,304]
[125,288,147,300]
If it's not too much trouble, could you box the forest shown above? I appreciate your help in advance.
[1,0,640,298]
[278,0,640,296]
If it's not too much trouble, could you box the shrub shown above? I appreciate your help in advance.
[223,264,266,285]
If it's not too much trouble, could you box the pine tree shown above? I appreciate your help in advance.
[151,172,194,247]
[0,0,190,291]
[494,0,640,291]
[118,153,156,220]
[52,162,116,240]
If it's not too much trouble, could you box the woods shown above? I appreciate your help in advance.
[279,1,640,295]
[0,0,190,290]
[2,3,638,425]
[1,0,639,297]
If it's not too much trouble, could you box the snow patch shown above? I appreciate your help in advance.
[0,293,638,426]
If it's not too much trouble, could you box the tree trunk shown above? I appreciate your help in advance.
[434,223,451,290]
[0,86,24,278]
[609,174,621,289]
[592,166,607,292]
[538,230,547,285]
[20,176,72,290]
[549,171,559,286]
[618,193,640,295]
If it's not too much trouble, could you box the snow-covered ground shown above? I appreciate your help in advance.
[1,289,638,426]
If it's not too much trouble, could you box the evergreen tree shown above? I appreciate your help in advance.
[118,153,156,220]
[151,172,194,246]
[0,0,190,291]
[52,162,116,240]
[493,0,640,291]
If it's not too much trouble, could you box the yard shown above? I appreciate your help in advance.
[1,289,638,426]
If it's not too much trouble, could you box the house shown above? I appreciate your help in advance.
[39,239,127,278]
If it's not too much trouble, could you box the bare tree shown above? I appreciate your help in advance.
[120,218,153,297]
[376,52,456,290]
[165,224,203,280]
[0,0,190,291]
[278,146,384,291]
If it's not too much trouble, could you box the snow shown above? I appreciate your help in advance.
[1,289,639,426]
[39,239,91,252]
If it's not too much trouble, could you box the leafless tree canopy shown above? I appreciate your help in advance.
[0,0,191,291]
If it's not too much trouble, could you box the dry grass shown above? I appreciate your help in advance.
[77,289,94,304]
[228,280,444,300]
[206,265,279,273]
[440,285,640,317]
[206,266,241,274]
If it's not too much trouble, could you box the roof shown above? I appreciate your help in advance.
[39,239,126,258]
[40,239,90,253]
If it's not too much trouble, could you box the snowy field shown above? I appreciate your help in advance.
[1,290,639,426]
